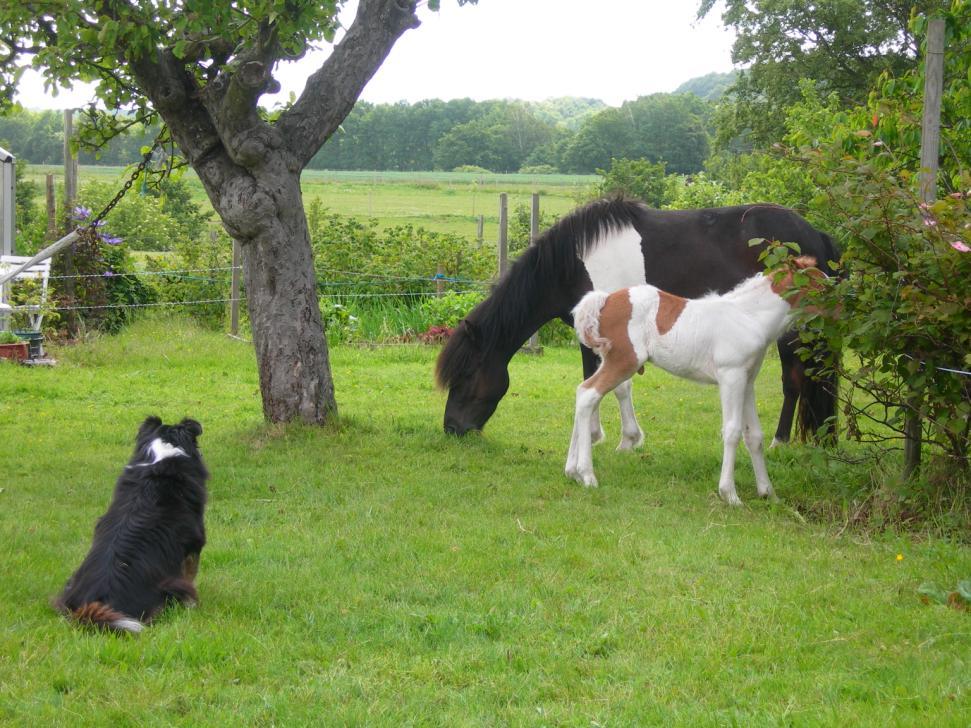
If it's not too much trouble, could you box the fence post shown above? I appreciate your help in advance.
[524,192,543,355]
[476,215,484,249]
[497,193,508,277]
[230,236,241,337]
[436,264,444,297]
[904,16,945,480]
[45,175,57,241]
[62,109,78,335]
[0,146,14,257]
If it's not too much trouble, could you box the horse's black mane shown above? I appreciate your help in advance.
[436,198,646,389]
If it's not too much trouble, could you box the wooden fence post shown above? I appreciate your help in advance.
[476,215,484,249]
[45,175,57,241]
[904,16,946,480]
[524,192,543,354]
[230,236,241,337]
[436,264,444,297]
[498,193,508,277]
[62,109,78,335]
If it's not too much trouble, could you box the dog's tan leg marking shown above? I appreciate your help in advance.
[182,553,200,584]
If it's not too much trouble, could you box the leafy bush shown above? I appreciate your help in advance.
[78,180,197,251]
[596,158,676,207]
[518,164,558,175]
[307,200,494,296]
[451,165,492,174]
[143,226,233,330]
[49,209,155,336]
[667,172,743,209]
[419,290,485,329]
[789,7,971,479]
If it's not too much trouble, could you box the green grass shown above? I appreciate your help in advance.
[0,318,968,725]
[26,165,597,239]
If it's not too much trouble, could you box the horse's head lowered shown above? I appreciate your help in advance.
[436,319,510,435]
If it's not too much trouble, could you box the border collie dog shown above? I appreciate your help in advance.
[55,416,209,634]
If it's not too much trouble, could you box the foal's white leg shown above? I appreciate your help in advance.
[614,378,644,451]
[566,385,603,487]
[742,376,777,501]
[717,370,747,506]
[589,399,606,445]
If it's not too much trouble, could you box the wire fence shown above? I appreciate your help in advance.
[41,264,490,314]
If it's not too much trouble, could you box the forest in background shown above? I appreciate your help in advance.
[0,73,735,175]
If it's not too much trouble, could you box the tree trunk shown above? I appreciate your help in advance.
[126,0,422,425]
[216,164,336,424]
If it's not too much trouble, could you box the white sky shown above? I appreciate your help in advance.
[14,0,735,110]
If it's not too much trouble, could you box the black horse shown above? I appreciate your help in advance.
[436,198,839,443]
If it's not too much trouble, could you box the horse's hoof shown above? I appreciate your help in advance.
[769,437,785,449]
[616,432,644,452]
[582,475,598,488]
[590,428,606,446]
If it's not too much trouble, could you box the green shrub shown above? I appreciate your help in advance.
[143,226,233,330]
[596,158,676,207]
[419,290,485,328]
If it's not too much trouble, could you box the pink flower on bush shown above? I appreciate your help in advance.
[950,240,970,253]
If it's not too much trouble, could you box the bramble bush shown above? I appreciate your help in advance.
[788,4,971,484]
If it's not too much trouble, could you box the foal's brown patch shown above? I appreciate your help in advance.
[583,290,640,395]
[656,290,687,335]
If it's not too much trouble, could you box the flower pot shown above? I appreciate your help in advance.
[0,342,28,362]
[12,330,44,359]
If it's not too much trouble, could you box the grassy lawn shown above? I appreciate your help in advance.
[0,318,968,725]
[25,165,597,239]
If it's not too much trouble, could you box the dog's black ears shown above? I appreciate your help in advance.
[137,416,162,440]
[179,418,203,438]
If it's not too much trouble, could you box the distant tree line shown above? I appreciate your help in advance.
[2,92,716,174]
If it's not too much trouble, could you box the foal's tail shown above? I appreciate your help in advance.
[572,291,612,356]
[61,601,145,634]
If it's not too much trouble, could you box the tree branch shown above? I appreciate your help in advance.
[278,0,420,168]
[128,47,239,194]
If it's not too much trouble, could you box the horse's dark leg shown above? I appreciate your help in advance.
[580,343,606,445]
[772,333,804,447]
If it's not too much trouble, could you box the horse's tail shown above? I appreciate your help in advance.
[61,600,145,634]
[572,291,612,356]
[797,230,841,444]
[796,365,837,443]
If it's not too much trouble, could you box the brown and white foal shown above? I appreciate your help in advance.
[565,256,822,504]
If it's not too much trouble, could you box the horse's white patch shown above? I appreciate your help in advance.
[581,225,646,292]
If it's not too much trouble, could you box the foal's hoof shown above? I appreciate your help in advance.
[590,428,606,446]
[616,432,644,452]
[567,470,598,488]
[769,437,786,449]
[718,490,743,506]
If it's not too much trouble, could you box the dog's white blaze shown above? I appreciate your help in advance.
[147,438,187,463]
[581,226,646,292]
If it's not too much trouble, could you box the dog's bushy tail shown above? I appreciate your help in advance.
[68,602,144,634]
[572,291,612,356]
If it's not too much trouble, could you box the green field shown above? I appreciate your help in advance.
[0,318,968,725]
[25,165,598,239]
